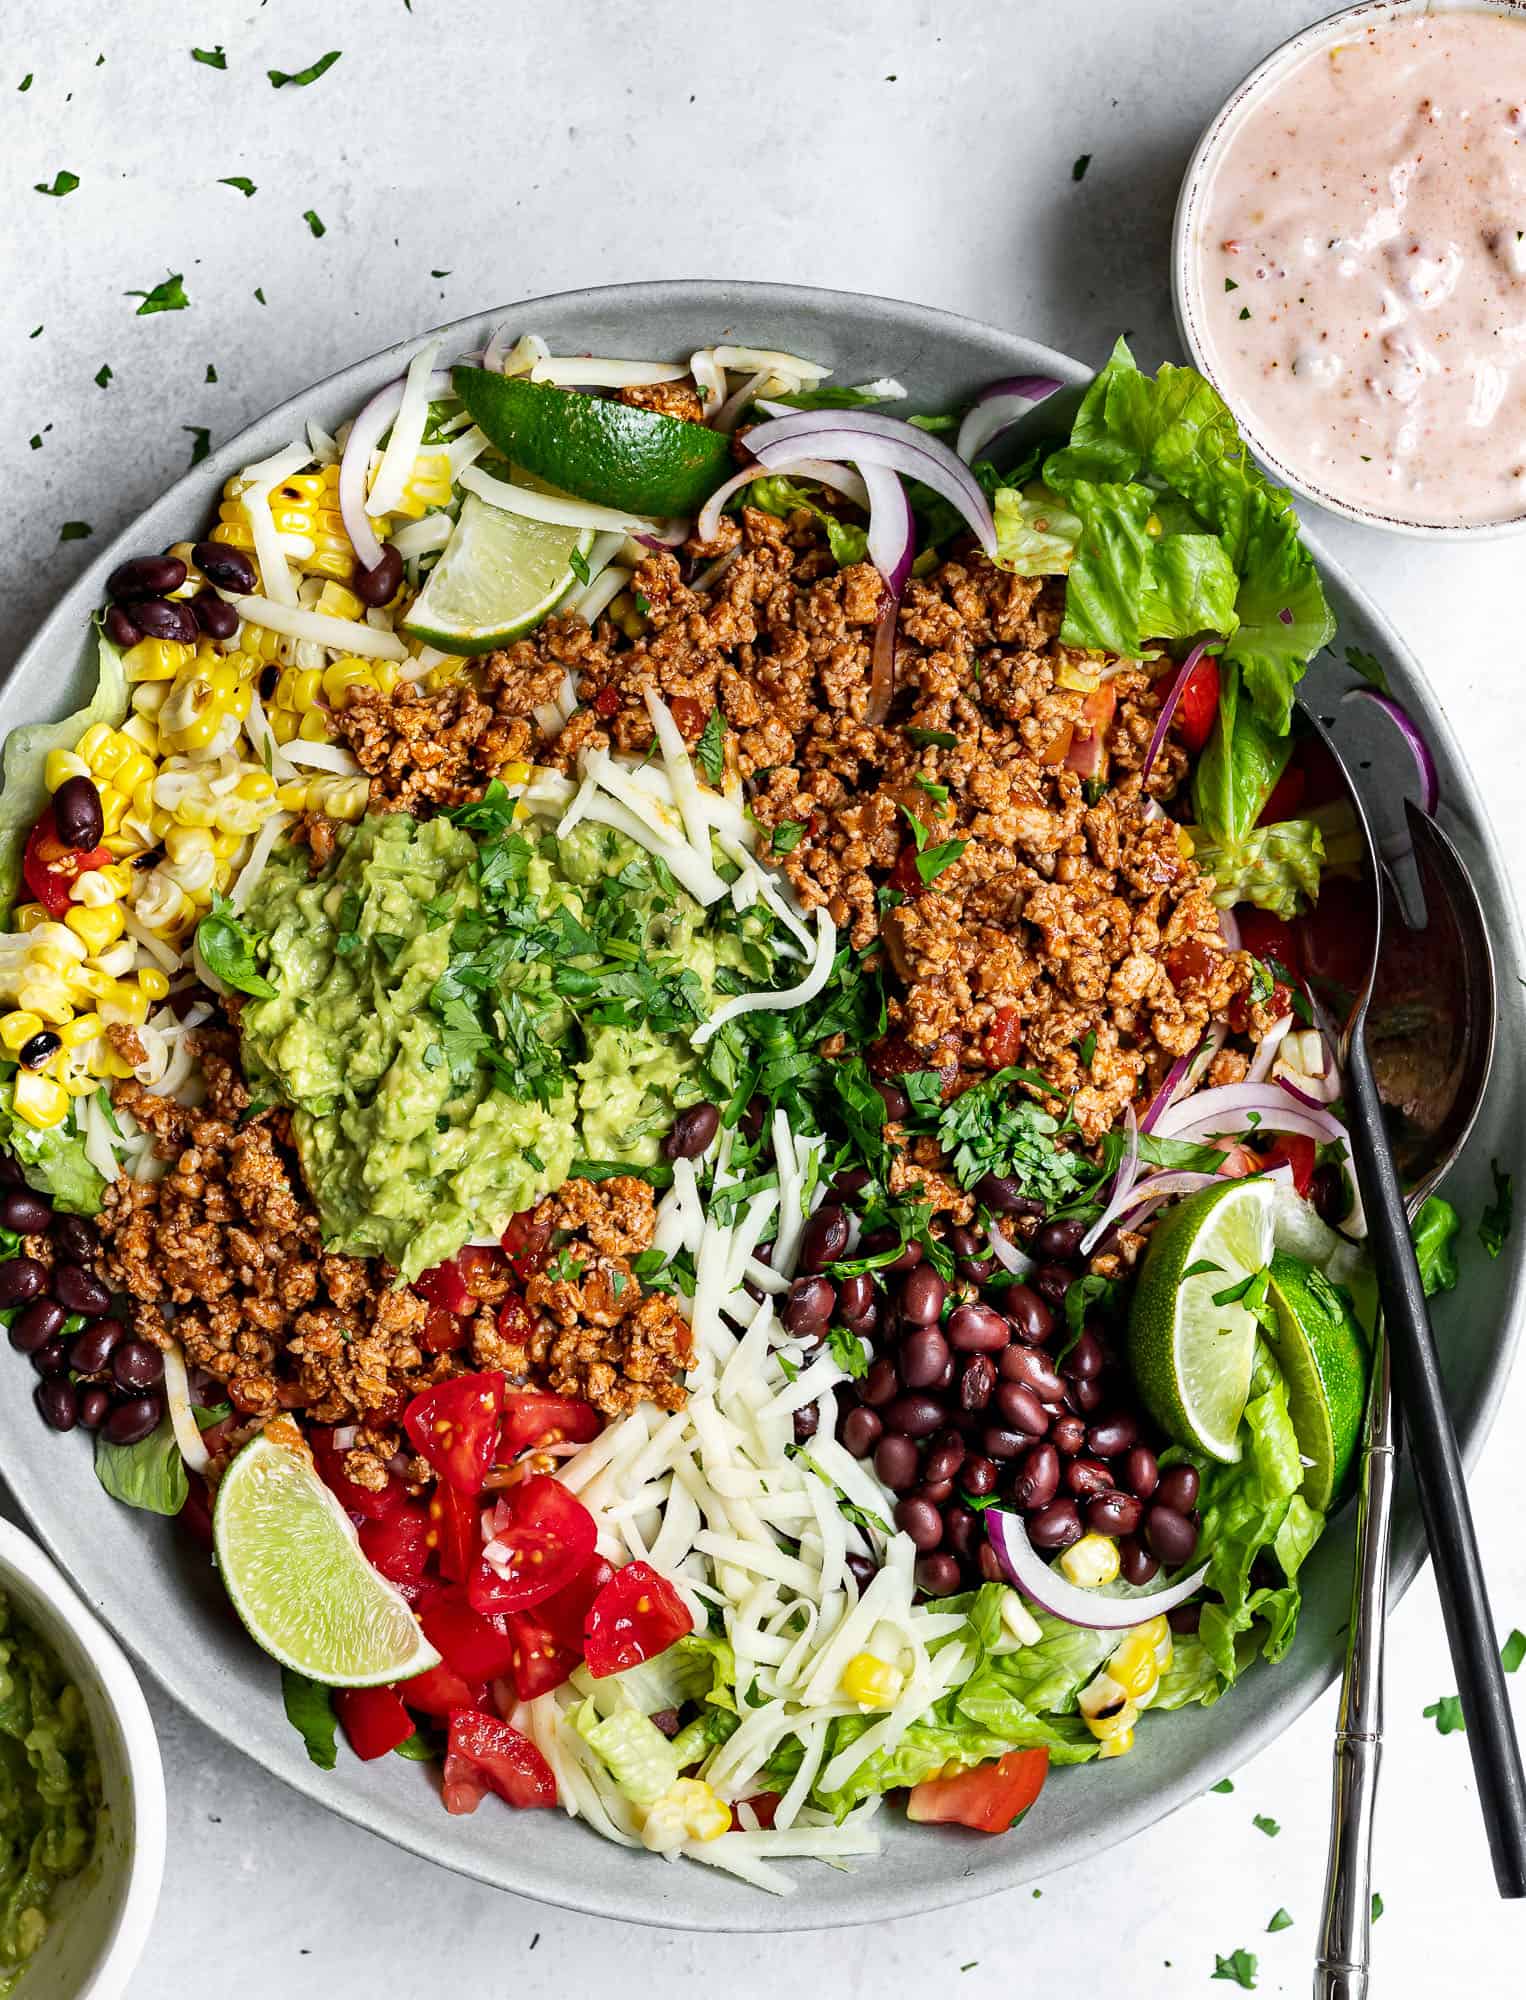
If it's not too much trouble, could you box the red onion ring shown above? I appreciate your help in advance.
[986,1508,1210,1629]
[1140,642,1208,786]
[693,459,870,546]
[1340,686,1439,816]
[859,461,915,725]
[955,376,1065,465]
[1139,1053,1191,1136]
[339,367,453,573]
[1080,1105,1142,1255]
[1152,1079,1347,1148]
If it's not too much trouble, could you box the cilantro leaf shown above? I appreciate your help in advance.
[125,272,189,314]
[196,893,277,999]
[1252,1812,1280,1837]
[59,522,92,542]
[268,50,343,87]
[94,362,112,387]
[1071,153,1092,181]
[191,45,228,68]
[770,820,806,856]
[1412,1196,1461,1297]
[184,425,212,466]
[1370,1892,1384,1922]
[937,1067,1094,1204]
[825,1326,869,1378]
[1266,1909,1293,1934]
[34,170,79,197]
[303,208,326,238]
[1210,1779,1235,1794]
[219,175,257,196]
[1422,1693,1466,1735]
[1503,1629,1526,1675]
[281,1669,337,1769]
[1212,1948,1258,1989]
[696,707,726,786]
[906,727,957,749]
[1480,1159,1513,1259]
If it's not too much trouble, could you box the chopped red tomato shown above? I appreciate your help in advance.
[403,1371,505,1495]
[1039,722,1075,766]
[1215,1140,1264,1178]
[178,1473,214,1553]
[983,1005,1022,1070]
[21,807,110,918]
[505,1557,613,1700]
[1173,655,1221,755]
[1064,685,1118,779]
[1258,761,1307,826]
[396,1661,488,1719]
[443,1710,556,1814]
[309,1428,407,1523]
[906,1747,1050,1833]
[419,1586,521,1683]
[1163,934,1221,991]
[500,1391,601,1458]
[500,1212,552,1280]
[334,1685,416,1762]
[1261,1132,1317,1198]
[888,844,924,896]
[419,1304,468,1354]
[426,1482,479,1584]
[1235,908,1300,975]
[414,1244,502,1317]
[359,1504,433,1586]
[667,694,706,738]
[495,1291,534,1346]
[583,1559,693,1679]
[469,1476,597,1616]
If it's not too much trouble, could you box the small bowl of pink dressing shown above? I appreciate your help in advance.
[1173,0,1526,537]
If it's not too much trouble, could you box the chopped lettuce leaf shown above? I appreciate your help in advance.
[1186,818,1325,920]
[0,1082,105,1214]
[0,630,127,916]
[94,1415,188,1516]
[1412,1195,1460,1297]
[992,482,1081,575]
[576,1704,680,1809]
[745,474,868,567]
[1189,663,1291,859]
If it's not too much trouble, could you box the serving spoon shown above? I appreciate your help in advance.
[1306,742,1526,1998]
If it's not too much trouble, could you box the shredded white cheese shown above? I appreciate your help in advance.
[367,339,443,518]
[227,594,408,661]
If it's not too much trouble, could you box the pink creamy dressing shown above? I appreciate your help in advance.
[1194,10,1526,525]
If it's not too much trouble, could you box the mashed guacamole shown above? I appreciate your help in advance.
[240,808,760,1278]
[0,1591,101,1992]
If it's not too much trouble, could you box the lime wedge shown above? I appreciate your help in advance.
[1263,1250,1368,1511]
[402,490,594,655]
[1126,1178,1277,1463]
[454,367,732,516]
[213,1429,439,1686]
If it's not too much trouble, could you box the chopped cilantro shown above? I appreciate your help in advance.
[303,209,326,238]
[191,45,228,68]
[1370,1893,1384,1922]
[1266,1909,1293,1934]
[1072,153,1092,181]
[770,820,805,855]
[183,425,212,466]
[1224,277,1239,293]
[825,1326,869,1378]
[1345,643,1389,693]
[1239,306,1252,321]
[1480,1159,1513,1259]
[94,362,111,387]
[59,522,92,542]
[28,435,41,452]
[1077,1029,1097,1069]
[1252,1813,1280,1838]
[1212,1948,1257,1989]
[568,546,591,586]
[268,50,343,88]
[206,363,218,383]
[1062,1272,1120,1354]
[897,803,967,885]
[906,727,957,749]
[125,272,189,315]
[937,1066,1093,1204]
[253,286,266,305]
[431,268,452,279]
[1422,1693,1466,1735]
[543,1248,585,1286]
[34,170,79,197]
[1210,1779,1235,1794]
[28,327,41,339]
[219,175,257,197]
[696,707,726,786]
[19,74,32,91]
[634,592,652,617]
[1503,1628,1526,1675]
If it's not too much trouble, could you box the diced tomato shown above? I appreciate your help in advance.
[583,1559,693,1679]
[419,1586,522,1683]
[499,1212,552,1280]
[906,1747,1050,1833]
[419,1304,467,1355]
[500,1391,601,1459]
[504,1557,613,1700]
[1215,1140,1263,1178]
[1172,655,1221,755]
[592,685,621,719]
[403,1371,505,1496]
[21,807,111,918]
[414,1243,502,1316]
[889,844,924,896]
[1039,722,1075,766]
[495,1291,534,1346]
[469,1476,597,1616]
[427,1481,479,1584]
[1064,684,1118,780]
[1163,934,1221,990]
[334,1685,416,1762]
[982,1004,1022,1069]
[667,694,706,738]
[1258,761,1307,826]
[309,1428,407,1523]
[1261,1132,1317,1198]
[396,1661,488,1720]
[1235,908,1300,976]
[443,1709,556,1814]
[359,1503,434,1586]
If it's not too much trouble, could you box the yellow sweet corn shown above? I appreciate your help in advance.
[1086,1699,1140,1743]
[123,636,195,685]
[840,1653,905,1710]
[138,968,170,1002]
[44,749,90,792]
[11,905,48,934]
[1079,1615,1174,1760]
[275,773,370,822]
[0,1012,43,1053]
[28,925,87,971]
[394,450,452,521]
[58,1012,104,1050]
[312,579,365,621]
[297,708,332,743]
[1109,1630,1163,1701]
[1097,1728,1135,1761]
[12,1069,68,1130]
[1058,1533,1121,1590]
[639,1779,731,1853]
[16,977,74,1027]
[63,902,126,957]
[158,651,252,755]
[166,542,203,596]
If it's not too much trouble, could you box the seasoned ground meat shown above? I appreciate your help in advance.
[618,381,706,423]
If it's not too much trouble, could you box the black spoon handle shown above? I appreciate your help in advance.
[1345,1026,1526,1897]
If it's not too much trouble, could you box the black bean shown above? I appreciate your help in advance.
[352,545,404,607]
[104,1395,162,1447]
[104,605,142,650]
[1034,1217,1088,1261]
[0,1255,49,1309]
[882,1392,944,1439]
[35,1379,78,1432]
[1118,1536,1160,1587]
[69,1316,125,1376]
[1309,1162,1350,1227]
[946,1301,1008,1352]
[1146,1504,1200,1566]
[1086,1490,1143,1537]
[916,1552,963,1597]
[662,1101,719,1159]
[1027,1498,1083,1552]
[1050,1413,1086,1455]
[837,1272,873,1320]
[1086,1412,1140,1458]
[861,1357,899,1407]
[895,1496,943,1551]
[923,1431,966,1486]
[961,1453,997,1498]
[192,541,258,593]
[1123,1446,1159,1499]
[18,1031,62,1071]
[190,588,240,641]
[52,1213,96,1263]
[783,1275,835,1338]
[30,1336,69,1377]
[1156,1464,1200,1514]
[958,1353,996,1413]
[982,1425,1027,1461]
[1168,1603,1202,1635]
[0,1187,53,1235]
[0,1157,20,1185]
[831,1166,871,1201]
[875,1434,922,1492]
[1071,1377,1105,1414]
[108,554,187,602]
[845,1552,878,1595]
[873,1078,909,1121]
[1004,1283,1054,1346]
[1032,1262,1074,1308]
[9,1296,65,1353]
[1011,1442,1060,1510]
[862,1224,922,1273]
[899,1326,950,1391]
[1066,1457,1113,1499]
[52,1262,111,1318]
[998,1344,1064,1401]
[52,774,105,850]
[898,1264,946,1327]
[76,1385,111,1432]
[841,1407,882,1458]
[995,1381,1049,1436]
[977,1541,1007,1583]
[799,1204,848,1273]
[840,1294,879,1339]
[1062,1328,1105,1380]
[943,1505,978,1559]
[133,597,200,645]
[792,1403,819,1444]
[977,1174,1043,1216]
[916,1476,955,1506]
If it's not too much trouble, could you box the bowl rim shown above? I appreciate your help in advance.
[0,1517,166,2000]
[1171,0,1526,540]
[2,277,1524,1930]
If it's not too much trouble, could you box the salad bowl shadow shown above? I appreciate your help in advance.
[1,280,1522,1931]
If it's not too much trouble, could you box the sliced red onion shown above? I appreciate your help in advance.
[954,376,1065,465]
[1153,1080,1347,1148]
[1340,687,1439,816]
[1247,1013,1295,1085]
[987,1222,1035,1278]
[860,461,915,725]
[1116,1161,1292,1236]
[1080,1105,1141,1256]
[1277,606,1294,626]
[1140,642,1207,786]
[741,409,997,558]
[1218,906,1242,953]
[986,1508,1210,1629]
[1140,1054,1191,1135]
[339,366,453,572]
[694,459,871,546]
[632,519,691,551]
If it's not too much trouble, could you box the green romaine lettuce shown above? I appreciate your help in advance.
[1186,818,1326,919]
[0,1082,105,1215]
[93,1415,189,1516]
[1412,1196,1460,1297]
[992,483,1082,575]
[745,475,868,567]
[1189,662,1291,858]
[576,1704,680,1809]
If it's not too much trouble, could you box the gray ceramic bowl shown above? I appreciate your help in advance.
[2,282,1522,1930]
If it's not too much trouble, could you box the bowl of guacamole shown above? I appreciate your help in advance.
[0,1520,164,2000]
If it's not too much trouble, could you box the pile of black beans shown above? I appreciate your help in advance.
[0,1159,164,1444]
[102,537,404,656]
[786,1194,1202,1598]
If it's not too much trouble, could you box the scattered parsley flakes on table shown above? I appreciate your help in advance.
[59,522,92,542]
[219,175,257,197]
[1422,1693,1466,1735]
[125,273,189,315]
[94,362,111,388]
[1252,1813,1280,1837]
[34,169,79,197]
[303,209,327,238]
[1213,1948,1258,1989]
[268,50,342,88]
[1266,1909,1293,1934]
[1072,153,1091,181]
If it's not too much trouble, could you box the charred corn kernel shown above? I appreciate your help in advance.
[297,707,333,743]
[840,1653,905,1710]
[1109,1631,1163,1702]
[166,541,202,595]
[312,579,364,621]
[1078,1672,1129,1723]
[1087,1699,1139,1744]
[424,656,469,691]
[132,874,196,936]
[159,652,252,754]
[123,636,194,685]
[91,940,138,981]
[137,967,170,1002]
[239,621,288,667]
[11,905,48,934]
[164,825,215,865]
[275,773,369,820]
[58,1012,104,1049]
[276,666,323,713]
[1097,1727,1135,1761]
[64,903,125,956]
[269,709,299,744]
[12,1069,69,1130]
[639,1779,731,1853]
[0,1011,43,1052]
[44,749,90,792]
[394,450,452,520]
[1058,1533,1120,1590]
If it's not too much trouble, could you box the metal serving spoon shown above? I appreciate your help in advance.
[1308,750,1526,1998]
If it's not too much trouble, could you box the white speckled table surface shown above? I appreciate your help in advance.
[2,2,1523,1993]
